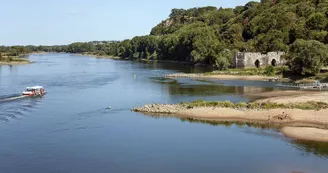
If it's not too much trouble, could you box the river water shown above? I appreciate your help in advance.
[0,53,327,173]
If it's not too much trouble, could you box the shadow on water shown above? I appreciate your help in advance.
[143,113,328,158]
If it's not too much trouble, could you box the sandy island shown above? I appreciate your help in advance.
[132,90,328,142]
[0,60,31,65]
[281,127,328,142]
[163,73,280,81]
[256,90,328,104]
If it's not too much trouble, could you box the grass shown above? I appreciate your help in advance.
[180,100,328,110]
[11,57,29,62]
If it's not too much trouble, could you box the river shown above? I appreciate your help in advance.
[0,53,327,173]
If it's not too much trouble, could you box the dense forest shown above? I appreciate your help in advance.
[2,0,328,75]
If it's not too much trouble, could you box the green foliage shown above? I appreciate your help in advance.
[306,12,328,30]
[264,66,276,76]
[214,49,237,70]
[286,39,328,75]
[296,2,315,17]
[254,30,288,52]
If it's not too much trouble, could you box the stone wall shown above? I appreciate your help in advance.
[234,51,285,68]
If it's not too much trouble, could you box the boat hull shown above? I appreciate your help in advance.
[22,91,46,97]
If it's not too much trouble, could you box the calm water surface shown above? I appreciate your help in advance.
[0,54,327,173]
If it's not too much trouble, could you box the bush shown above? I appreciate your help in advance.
[8,56,13,62]
[264,66,276,76]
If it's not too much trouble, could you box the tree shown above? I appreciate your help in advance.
[286,39,328,75]
[214,49,238,70]
[169,9,186,18]
[0,52,3,61]
[306,12,328,30]
[254,30,288,52]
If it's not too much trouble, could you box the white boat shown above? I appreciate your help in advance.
[22,86,46,96]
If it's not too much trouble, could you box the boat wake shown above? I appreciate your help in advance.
[76,107,130,118]
[0,95,27,102]
[0,94,42,122]
[0,94,27,103]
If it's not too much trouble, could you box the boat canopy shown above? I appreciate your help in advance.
[26,86,44,90]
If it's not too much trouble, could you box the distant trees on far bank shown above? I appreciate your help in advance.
[2,0,328,76]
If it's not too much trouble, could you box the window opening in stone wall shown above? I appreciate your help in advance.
[271,59,277,66]
[255,59,260,68]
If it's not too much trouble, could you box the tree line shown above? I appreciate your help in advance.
[2,0,328,75]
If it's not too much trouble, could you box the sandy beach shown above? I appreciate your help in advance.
[133,90,328,142]
[281,127,328,142]
[256,91,328,104]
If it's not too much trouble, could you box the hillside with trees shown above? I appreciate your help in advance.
[77,0,328,75]
[2,0,328,76]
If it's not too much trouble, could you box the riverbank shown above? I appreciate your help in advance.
[139,59,193,65]
[85,54,195,65]
[163,73,280,81]
[0,58,31,65]
[78,53,122,60]
[132,91,328,142]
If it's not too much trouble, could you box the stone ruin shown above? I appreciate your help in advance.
[234,51,285,68]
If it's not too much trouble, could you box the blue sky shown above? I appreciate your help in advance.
[1,0,254,46]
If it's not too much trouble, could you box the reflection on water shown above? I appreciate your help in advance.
[292,140,328,159]
[143,112,278,130]
[139,61,213,74]
[151,77,275,97]
[144,113,328,159]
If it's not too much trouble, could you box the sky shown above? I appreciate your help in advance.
[1,0,254,46]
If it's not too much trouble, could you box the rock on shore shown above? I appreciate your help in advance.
[132,104,186,114]
[163,73,203,78]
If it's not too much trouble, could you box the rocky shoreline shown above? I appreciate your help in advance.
[132,104,187,114]
[163,73,204,78]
